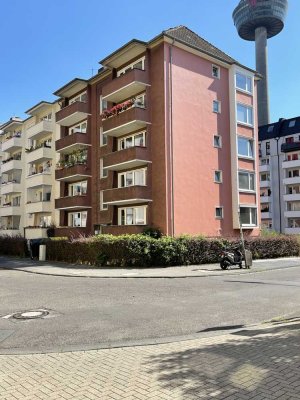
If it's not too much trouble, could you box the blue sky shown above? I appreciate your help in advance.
[0,0,298,123]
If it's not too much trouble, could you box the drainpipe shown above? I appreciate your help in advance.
[169,40,175,237]
[275,137,282,233]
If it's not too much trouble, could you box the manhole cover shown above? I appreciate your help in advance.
[12,310,49,320]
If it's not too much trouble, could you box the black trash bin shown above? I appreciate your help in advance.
[29,239,44,259]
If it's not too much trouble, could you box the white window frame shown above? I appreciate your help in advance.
[213,100,221,114]
[68,211,87,227]
[237,136,254,159]
[100,190,108,211]
[212,65,220,79]
[215,207,223,219]
[213,134,222,148]
[235,72,253,94]
[237,103,253,126]
[41,113,52,122]
[100,127,107,147]
[239,206,257,227]
[100,158,108,178]
[214,170,222,183]
[68,181,87,197]
[238,170,255,192]
[118,206,147,226]
[118,131,146,151]
[117,57,145,77]
[69,91,87,105]
[134,93,146,108]
[118,168,146,188]
[69,120,87,135]
[99,95,108,114]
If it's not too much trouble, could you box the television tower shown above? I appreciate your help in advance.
[233,0,288,126]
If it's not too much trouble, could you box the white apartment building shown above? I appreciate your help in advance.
[259,116,300,234]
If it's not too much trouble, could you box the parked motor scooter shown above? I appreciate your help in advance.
[220,245,243,270]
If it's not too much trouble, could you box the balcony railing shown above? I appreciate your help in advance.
[281,142,300,153]
[103,185,151,205]
[56,132,90,153]
[103,146,151,171]
[55,101,90,127]
[55,162,91,182]
[55,195,90,210]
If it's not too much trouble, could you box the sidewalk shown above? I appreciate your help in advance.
[1,319,299,400]
[1,255,300,278]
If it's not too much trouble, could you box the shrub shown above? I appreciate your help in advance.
[0,235,27,257]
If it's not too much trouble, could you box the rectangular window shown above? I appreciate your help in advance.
[266,141,270,155]
[214,170,222,183]
[118,168,146,188]
[68,181,87,197]
[41,113,52,122]
[134,93,146,108]
[100,127,107,146]
[235,72,252,93]
[69,121,87,135]
[100,96,108,113]
[239,207,257,226]
[239,171,255,191]
[213,100,221,113]
[237,103,253,125]
[267,125,274,132]
[118,206,147,225]
[213,135,222,148]
[69,91,87,105]
[260,173,270,181]
[212,65,220,79]
[117,57,145,77]
[100,158,108,178]
[100,190,108,211]
[289,120,296,128]
[238,137,254,158]
[215,207,223,219]
[68,211,87,227]
[286,137,294,144]
[118,131,146,150]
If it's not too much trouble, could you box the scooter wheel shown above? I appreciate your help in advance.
[220,260,228,270]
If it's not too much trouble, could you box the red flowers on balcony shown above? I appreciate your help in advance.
[101,98,135,120]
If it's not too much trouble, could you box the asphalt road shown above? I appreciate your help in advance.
[0,266,300,354]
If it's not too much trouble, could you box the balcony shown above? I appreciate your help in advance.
[55,195,91,210]
[54,226,90,238]
[1,136,23,152]
[102,107,150,137]
[283,176,300,185]
[282,159,300,169]
[260,195,271,203]
[0,206,21,217]
[56,101,90,127]
[281,142,300,153]
[283,193,300,202]
[56,132,90,153]
[1,159,22,174]
[0,182,22,195]
[27,172,52,188]
[285,227,300,235]
[101,225,147,235]
[284,210,300,218]
[260,180,271,188]
[24,227,49,239]
[259,164,270,173]
[102,69,150,103]
[103,146,151,171]
[26,201,52,214]
[27,120,53,140]
[26,146,53,164]
[261,211,272,219]
[55,164,91,182]
[103,186,151,206]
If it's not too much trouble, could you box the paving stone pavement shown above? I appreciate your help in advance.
[0,321,299,400]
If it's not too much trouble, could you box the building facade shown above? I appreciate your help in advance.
[1,26,261,238]
[259,116,300,234]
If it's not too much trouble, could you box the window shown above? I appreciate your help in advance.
[100,127,107,146]
[214,170,222,183]
[238,171,255,191]
[212,65,220,79]
[100,96,108,113]
[100,190,108,211]
[213,100,221,113]
[68,211,87,227]
[267,125,274,133]
[100,158,108,178]
[118,168,146,188]
[288,170,300,178]
[266,141,270,155]
[213,135,222,148]
[235,72,252,93]
[260,173,270,181]
[69,121,87,135]
[289,120,296,128]
[118,206,147,225]
[238,137,254,158]
[68,181,87,197]
[118,131,146,150]
[286,137,294,144]
[41,113,52,122]
[69,91,87,105]
[237,103,253,125]
[117,57,145,77]
[134,93,146,108]
[215,207,223,219]
[239,207,257,226]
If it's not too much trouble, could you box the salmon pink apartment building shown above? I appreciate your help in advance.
[0,26,260,238]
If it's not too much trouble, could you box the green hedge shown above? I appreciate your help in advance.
[1,234,299,267]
